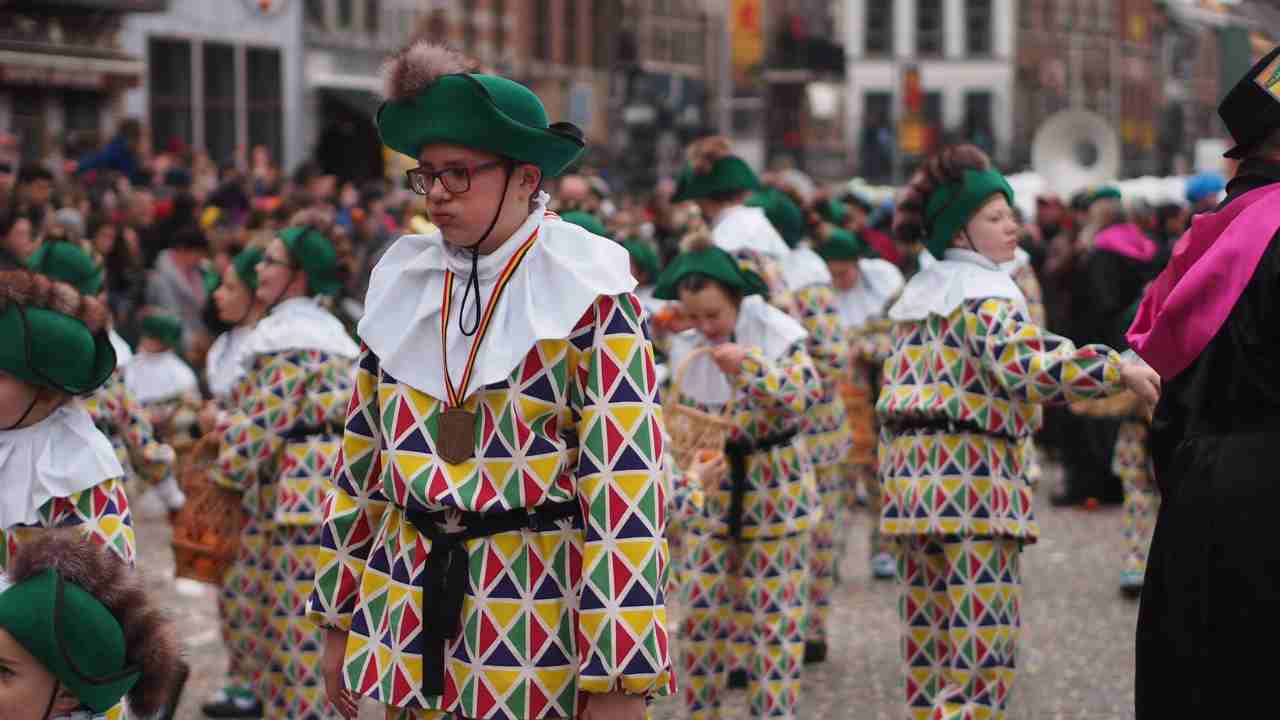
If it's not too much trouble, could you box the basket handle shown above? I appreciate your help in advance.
[667,345,737,421]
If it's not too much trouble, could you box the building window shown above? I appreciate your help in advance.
[247,48,283,165]
[964,90,995,155]
[493,0,506,56]
[923,90,943,148]
[148,38,193,152]
[565,0,579,65]
[860,90,893,182]
[203,42,237,167]
[591,0,609,68]
[336,0,353,29]
[63,90,101,147]
[866,0,893,56]
[304,0,326,30]
[917,0,943,56]
[967,0,992,55]
[534,0,552,61]
[366,0,380,34]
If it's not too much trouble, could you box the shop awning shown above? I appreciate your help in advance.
[0,48,143,89]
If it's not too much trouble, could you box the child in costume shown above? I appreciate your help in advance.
[25,241,181,515]
[816,228,904,580]
[877,145,1159,720]
[198,244,273,720]
[123,312,202,450]
[212,220,359,720]
[0,532,183,720]
[308,43,672,720]
[655,234,823,720]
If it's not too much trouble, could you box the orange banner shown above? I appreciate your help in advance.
[731,0,764,77]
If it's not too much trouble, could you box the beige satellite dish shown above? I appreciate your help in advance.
[1031,110,1120,197]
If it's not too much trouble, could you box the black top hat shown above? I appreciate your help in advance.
[1220,45,1280,159]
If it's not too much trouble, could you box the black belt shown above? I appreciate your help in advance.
[404,499,582,696]
[888,416,1020,443]
[723,430,798,540]
[279,423,342,442]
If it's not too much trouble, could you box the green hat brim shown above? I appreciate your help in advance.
[141,314,184,348]
[818,197,850,226]
[232,246,265,290]
[27,241,104,296]
[201,264,221,295]
[746,188,806,248]
[671,156,760,203]
[1089,186,1122,206]
[653,246,769,301]
[817,228,875,262]
[0,305,115,394]
[0,569,139,712]
[280,227,342,297]
[621,238,661,282]
[377,74,584,178]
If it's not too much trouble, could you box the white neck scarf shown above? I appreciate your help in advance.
[667,294,808,406]
[712,205,791,259]
[0,401,122,528]
[358,192,636,400]
[247,296,359,362]
[834,258,905,329]
[779,244,832,291]
[889,248,1028,322]
[122,350,199,405]
[205,324,257,400]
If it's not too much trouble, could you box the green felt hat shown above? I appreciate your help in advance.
[922,168,1015,258]
[621,238,660,283]
[671,156,760,203]
[202,247,266,295]
[140,313,183,348]
[0,303,115,395]
[560,211,612,239]
[817,228,875,262]
[746,187,806,247]
[1088,186,1122,207]
[200,262,221,296]
[653,245,769,301]
[377,73,584,178]
[817,197,850,226]
[279,226,342,297]
[0,568,140,712]
[26,241,104,295]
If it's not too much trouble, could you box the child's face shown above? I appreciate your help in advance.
[0,371,37,430]
[0,626,80,718]
[138,337,170,354]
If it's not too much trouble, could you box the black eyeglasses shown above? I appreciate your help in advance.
[406,160,507,195]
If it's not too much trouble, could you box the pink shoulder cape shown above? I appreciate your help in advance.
[1093,223,1158,262]
[1126,183,1280,379]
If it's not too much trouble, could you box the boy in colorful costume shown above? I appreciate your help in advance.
[123,313,202,455]
[307,44,673,720]
[877,145,1159,720]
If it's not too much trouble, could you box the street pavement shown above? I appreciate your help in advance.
[143,465,1140,720]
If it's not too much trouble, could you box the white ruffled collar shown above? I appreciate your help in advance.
[667,294,808,406]
[358,192,636,400]
[122,350,199,404]
[108,328,133,366]
[0,401,122,528]
[888,248,1028,322]
[247,296,359,361]
[779,244,832,291]
[206,324,257,400]
[712,205,791,258]
[834,258,905,329]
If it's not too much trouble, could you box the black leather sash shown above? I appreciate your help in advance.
[404,499,582,696]
[888,415,1020,443]
[723,430,798,540]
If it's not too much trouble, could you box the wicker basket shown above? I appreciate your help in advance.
[171,434,246,585]
[1069,390,1141,419]
[664,347,738,475]
[839,381,878,466]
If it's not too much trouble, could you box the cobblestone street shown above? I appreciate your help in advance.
[144,470,1140,720]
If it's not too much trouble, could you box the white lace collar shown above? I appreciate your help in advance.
[358,192,636,400]
[247,296,358,361]
[834,258,905,329]
[108,328,133,366]
[667,294,808,406]
[0,401,122,528]
[779,244,832,291]
[711,205,791,258]
[889,248,1028,322]
[122,350,199,404]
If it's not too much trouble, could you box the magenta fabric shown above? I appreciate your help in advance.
[1127,184,1280,379]
[1093,223,1159,262]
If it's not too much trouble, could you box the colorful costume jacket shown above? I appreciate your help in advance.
[787,282,855,468]
[84,372,176,487]
[877,295,1125,540]
[308,293,675,718]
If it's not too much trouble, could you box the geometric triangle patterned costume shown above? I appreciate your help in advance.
[306,293,675,719]
[84,371,176,494]
[214,347,354,720]
[1112,420,1158,582]
[877,296,1128,719]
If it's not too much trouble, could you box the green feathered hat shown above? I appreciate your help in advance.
[279,226,342,297]
[746,187,806,247]
[26,241,104,296]
[140,313,183,349]
[0,568,140,713]
[921,168,1015,258]
[817,228,875,262]
[560,211,612,239]
[653,245,769,301]
[376,45,584,177]
[621,238,661,284]
[671,157,760,203]
[0,286,116,395]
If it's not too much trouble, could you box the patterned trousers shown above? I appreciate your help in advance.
[806,464,844,642]
[896,536,1021,720]
[219,513,270,694]
[682,530,811,720]
[1113,422,1159,577]
[262,523,340,719]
